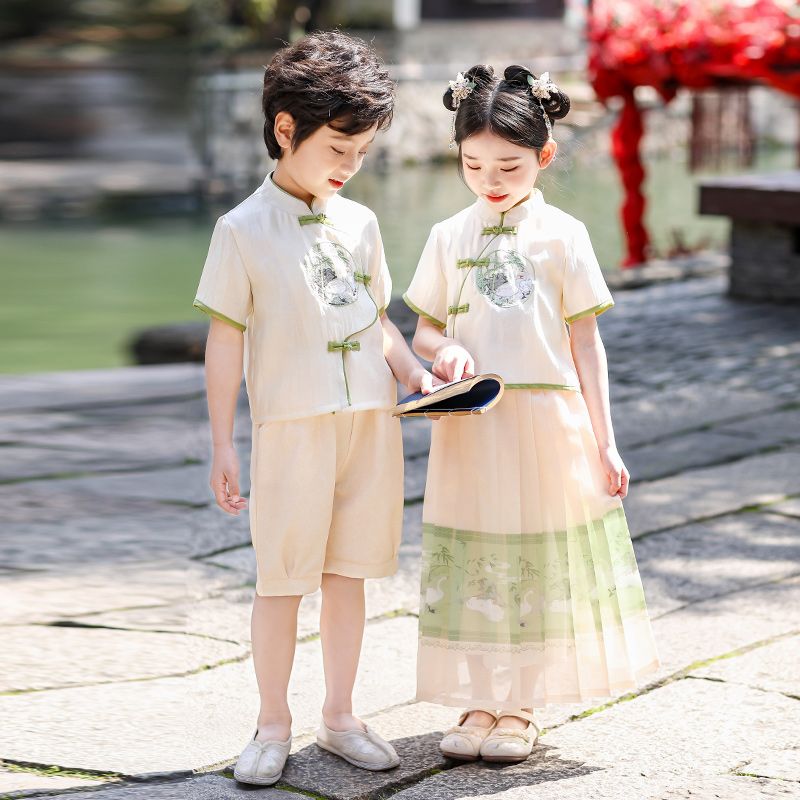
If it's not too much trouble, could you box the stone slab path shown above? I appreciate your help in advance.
[1,276,799,799]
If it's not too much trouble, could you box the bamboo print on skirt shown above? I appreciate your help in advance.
[417,389,660,710]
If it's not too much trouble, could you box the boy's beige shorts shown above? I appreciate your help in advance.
[249,409,404,596]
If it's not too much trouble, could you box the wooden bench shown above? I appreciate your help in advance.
[699,170,800,301]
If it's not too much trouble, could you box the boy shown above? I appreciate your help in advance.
[194,31,432,784]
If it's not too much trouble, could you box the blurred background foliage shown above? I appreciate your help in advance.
[0,0,392,54]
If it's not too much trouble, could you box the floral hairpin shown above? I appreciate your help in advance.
[527,71,558,140]
[448,72,475,149]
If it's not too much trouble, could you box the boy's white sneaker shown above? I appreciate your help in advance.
[233,731,292,785]
[317,721,400,770]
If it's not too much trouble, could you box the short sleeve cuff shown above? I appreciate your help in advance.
[565,300,614,325]
[193,299,246,332]
[403,293,446,329]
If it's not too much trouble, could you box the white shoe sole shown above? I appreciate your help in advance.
[439,749,480,761]
[480,736,538,764]
[481,753,531,763]
[233,768,282,785]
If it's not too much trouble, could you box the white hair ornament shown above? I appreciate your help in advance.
[448,72,475,149]
[526,71,558,140]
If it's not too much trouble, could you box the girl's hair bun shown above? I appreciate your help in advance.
[503,64,532,87]
[464,64,494,84]
[503,65,571,121]
[541,87,571,121]
[442,64,494,111]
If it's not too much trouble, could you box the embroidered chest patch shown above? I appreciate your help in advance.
[474,249,535,308]
[304,241,359,306]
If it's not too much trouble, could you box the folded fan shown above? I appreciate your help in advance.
[393,374,505,418]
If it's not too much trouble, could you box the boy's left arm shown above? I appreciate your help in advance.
[570,315,630,498]
[365,214,434,395]
[381,313,435,395]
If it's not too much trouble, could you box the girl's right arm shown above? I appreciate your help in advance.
[412,317,476,383]
[205,318,249,516]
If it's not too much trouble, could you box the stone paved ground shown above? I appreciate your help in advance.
[1,275,799,800]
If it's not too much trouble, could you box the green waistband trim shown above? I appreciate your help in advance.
[565,300,615,324]
[505,383,581,392]
[457,258,489,269]
[354,273,372,285]
[328,340,361,352]
[298,213,332,226]
[192,299,246,332]
[402,293,446,329]
[448,303,470,315]
[482,225,517,235]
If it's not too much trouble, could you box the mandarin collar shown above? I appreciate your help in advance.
[476,188,544,227]
[260,172,330,217]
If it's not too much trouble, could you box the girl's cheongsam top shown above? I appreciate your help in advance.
[403,189,613,391]
[194,174,396,423]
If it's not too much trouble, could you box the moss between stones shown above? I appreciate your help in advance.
[0,650,252,696]
[0,758,121,782]
[561,628,800,725]
[734,771,797,782]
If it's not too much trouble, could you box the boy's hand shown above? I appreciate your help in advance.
[406,366,442,395]
[432,342,475,383]
[210,443,248,515]
[599,446,630,498]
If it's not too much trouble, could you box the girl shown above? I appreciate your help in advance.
[403,65,659,764]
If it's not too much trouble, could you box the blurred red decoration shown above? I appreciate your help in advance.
[588,0,800,267]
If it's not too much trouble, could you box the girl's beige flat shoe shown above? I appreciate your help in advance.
[439,709,498,761]
[479,709,539,763]
[316,721,400,771]
[233,731,292,785]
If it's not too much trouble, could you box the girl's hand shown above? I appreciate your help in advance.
[599,446,630,498]
[432,341,475,383]
[210,443,248,515]
[406,366,441,395]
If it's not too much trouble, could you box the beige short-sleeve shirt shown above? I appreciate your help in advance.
[404,189,613,391]
[194,174,396,422]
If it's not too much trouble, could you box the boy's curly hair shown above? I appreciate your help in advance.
[262,31,395,160]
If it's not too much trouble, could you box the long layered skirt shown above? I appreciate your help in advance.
[416,389,660,711]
